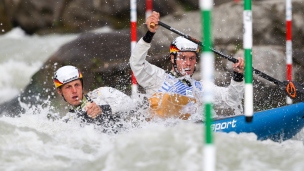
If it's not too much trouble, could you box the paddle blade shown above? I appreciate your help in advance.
[283,81,304,102]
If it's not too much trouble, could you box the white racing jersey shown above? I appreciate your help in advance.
[130,38,244,119]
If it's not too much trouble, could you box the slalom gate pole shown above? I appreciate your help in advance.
[286,0,293,104]
[200,0,216,170]
[146,0,153,18]
[130,0,138,97]
[244,0,253,122]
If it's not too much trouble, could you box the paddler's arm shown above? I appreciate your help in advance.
[212,58,244,112]
[88,87,136,114]
[209,79,244,115]
[85,102,112,119]
[232,57,244,81]
[129,11,165,93]
[228,57,245,106]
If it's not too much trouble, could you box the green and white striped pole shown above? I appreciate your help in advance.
[200,0,215,171]
[244,0,253,122]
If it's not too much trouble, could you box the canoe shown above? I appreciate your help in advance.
[209,102,304,141]
[149,92,304,141]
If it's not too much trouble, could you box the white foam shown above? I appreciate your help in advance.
[1,27,27,39]
[0,30,77,103]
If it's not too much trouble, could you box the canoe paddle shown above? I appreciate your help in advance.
[150,21,304,102]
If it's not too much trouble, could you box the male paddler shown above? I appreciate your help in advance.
[129,11,245,120]
[53,65,135,132]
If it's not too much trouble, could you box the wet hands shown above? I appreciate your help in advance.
[233,57,245,74]
[146,11,160,33]
[85,102,102,119]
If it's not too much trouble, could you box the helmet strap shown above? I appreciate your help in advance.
[61,94,67,102]
[57,88,68,102]
[172,53,182,77]
[80,78,84,90]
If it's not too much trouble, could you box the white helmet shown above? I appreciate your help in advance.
[53,65,83,88]
[170,37,200,76]
[170,36,200,54]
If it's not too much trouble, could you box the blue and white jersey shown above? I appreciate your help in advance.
[158,74,203,98]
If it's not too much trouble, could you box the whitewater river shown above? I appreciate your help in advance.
[0,28,304,171]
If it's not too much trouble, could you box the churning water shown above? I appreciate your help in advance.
[0,28,304,171]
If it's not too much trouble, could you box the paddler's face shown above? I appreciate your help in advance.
[57,79,83,106]
[171,51,197,76]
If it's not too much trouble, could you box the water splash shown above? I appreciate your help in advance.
[0,95,304,171]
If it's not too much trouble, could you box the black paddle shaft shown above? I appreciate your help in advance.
[157,21,304,101]
[157,21,238,63]
[159,23,284,87]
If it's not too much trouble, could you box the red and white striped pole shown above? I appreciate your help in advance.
[286,0,292,104]
[146,0,153,18]
[130,0,138,97]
